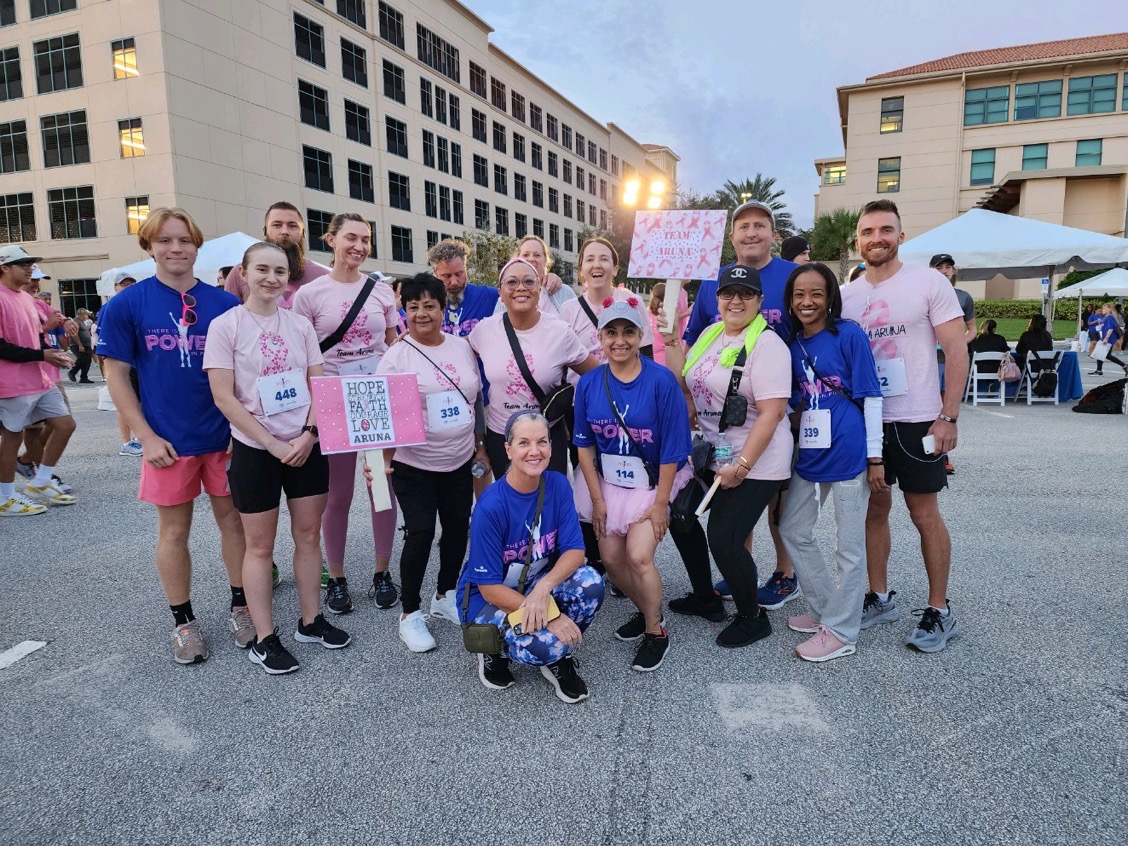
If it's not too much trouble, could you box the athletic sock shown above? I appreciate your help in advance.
[0,481,15,499]
[32,463,56,486]
[230,586,247,609]
[876,591,891,603]
[930,605,951,618]
[170,601,195,626]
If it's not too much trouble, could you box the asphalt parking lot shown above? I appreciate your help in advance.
[1,377,1125,845]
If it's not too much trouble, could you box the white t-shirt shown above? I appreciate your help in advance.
[291,274,398,375]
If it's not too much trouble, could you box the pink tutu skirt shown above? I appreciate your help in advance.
[573,462,695,537]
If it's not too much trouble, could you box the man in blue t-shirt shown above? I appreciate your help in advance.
[682,200,800,608]
[96,207,248,666]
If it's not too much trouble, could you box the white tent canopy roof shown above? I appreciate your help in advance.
[898,209,1128,281]
[96,231,261,297]
[1053,266,1128,299]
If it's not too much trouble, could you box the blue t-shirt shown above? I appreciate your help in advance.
[96,277,239,456]
[1100,314,1122,342]
[788,320,882,483]
[443,284,499,337]
[457,471,584,621]
[573,358,690,483]
[683,256,797,345]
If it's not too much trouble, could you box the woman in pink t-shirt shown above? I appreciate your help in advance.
[290,213,400,616]
[469,259,596,477]
[205,242,349,674]
[662,264,791,650]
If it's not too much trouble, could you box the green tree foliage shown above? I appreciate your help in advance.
[712,175,795,238]
[809,208,861,283]
[460,226,519,287]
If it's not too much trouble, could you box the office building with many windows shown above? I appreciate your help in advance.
[0,0,676,312]
[813,33,1128,297]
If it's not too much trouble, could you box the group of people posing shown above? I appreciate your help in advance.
[6,195,968,705]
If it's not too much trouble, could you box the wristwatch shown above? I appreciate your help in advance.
[938,414,958,424]
[301,424,319,438]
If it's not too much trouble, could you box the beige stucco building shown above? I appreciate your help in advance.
[0,0,675,314]
[813,33,1128,298]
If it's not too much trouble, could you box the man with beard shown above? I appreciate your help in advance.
[840,199,967,653]
[223,203,329,308]
[429,239,499,338]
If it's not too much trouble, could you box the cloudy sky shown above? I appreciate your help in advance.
[462,0,1128,227]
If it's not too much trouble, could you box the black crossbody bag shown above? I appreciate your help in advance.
[502,313,575,431]
[318,275,377,354]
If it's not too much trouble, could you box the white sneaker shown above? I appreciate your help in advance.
[0,495,48,516]
[25,481,77,506]
[398,611,437,653]
[429,592,460,625]
[119,440,143,457]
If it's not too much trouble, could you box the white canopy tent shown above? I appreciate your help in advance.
[96,231,261,298]
[1052,266,1128,299]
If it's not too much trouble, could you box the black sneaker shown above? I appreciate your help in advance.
[368,571,400,609]
[607,578,626,598]
[540,656,589,703]
[294,613,352,649]
[478,653,516,690]
[668,592,726,622]
[325,578,353,615]
[248,630,299,675]
[615,610,665,642]
[715,611,772,649]
[631,631,670,672]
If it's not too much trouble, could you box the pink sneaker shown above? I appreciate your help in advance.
[787,613,820,633]
[795,626,856,663]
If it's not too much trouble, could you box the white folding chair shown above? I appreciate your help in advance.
[963,351,1006,406]
[1014,350,1061,406]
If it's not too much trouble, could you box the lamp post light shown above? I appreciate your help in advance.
[622,178,668,210]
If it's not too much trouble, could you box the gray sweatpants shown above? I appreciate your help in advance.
[779,471,869,644]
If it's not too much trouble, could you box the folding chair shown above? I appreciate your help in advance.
[1014,350,1061,406]
[964,351,1006,406]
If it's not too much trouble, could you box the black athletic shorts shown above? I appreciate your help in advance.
[882,421,948,495]
[227,437,329,514]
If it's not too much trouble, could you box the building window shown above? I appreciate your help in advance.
[514,173,527,202]
[599,179,607,201]
[515,212,527,238]
[1076,138,1102,167]
[424,181,437,218]
[57,278,98,316]
[303,146,334,193]
[530,104,542,133]
[513,132,525,163]
[473,154,488,187]
[307,208,332,247]
[588,172,596,195]
[0,0,13,25]
[34,33,83,93]
[426,229,440,249]
[345,99,370,145]
[40,110,88,167]
[438,185,451,221]
[377,1,405,49]
[1067,74,1117,116]
[511,91,525,122]
[576,199,585,222]
[532,180,543,208]
[876,157,900,193]
[880,96,904,133]
[495,206,509,235]
[419,77,433,117]
[1022,143,1048,170]
[548,223,559,249]
[0,46,21,101]
[124,195,148,234]
[599,148,608,171]
[532,218,544,239]
[391,225,413,262]
[47,185,96,239]
[1124,74,1128,111]
[294,14,325,67]
[469,61,486,98]
[385,116,408,158]
[563,194,573,219]
[533,144,545,172]
[490,76,506,110]
[474,199,489,230]
[341,39,366,87]
[388,171,410,210]
[0,192,35,242]
[548,187,558,213]
[451,142,462,178]
[494,164,507,195]
[336,0,365,28]
[563,160,572,183]
[381,60,405,104]
[546,150,556,177]
[472,109,486,143]
[449,93,461,130]
[547,114,558,142]
[600,210,607,230]
[576,166,584,190]
[117,116,144,158]
[574,131,584,157]
[298,80,330,131]
[969,149,994,186]
[452,190,464,225]
[822,164,846,185]
[111,37,138,79]
[492,121,506,154]
[416,23,459,83]
[30,0,76,18]
[1014,80,1061,121]
[564,228,573,252]
[437,136,449,173]
[963,85,1009,126]
[562,123,572,149]
[611,154,619,176]
[435,85,447,124]
[348,160,374,203]
[589,206,596,227]
[422,130,435,168]
[0,119,29,173]
[587,140,597,165]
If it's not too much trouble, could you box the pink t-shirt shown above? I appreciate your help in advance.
[0,284,54,398]
[468,312,589,433]
[203,306,323,445]
[687,328,793,479]
[377,334,481,472]
[31,296,62,383]
[291,274,398,375]
[840,263,964,423]
[223,258,331,309]
[559,289,655,382]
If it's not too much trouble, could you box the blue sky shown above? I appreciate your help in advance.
[461,0,1128,226]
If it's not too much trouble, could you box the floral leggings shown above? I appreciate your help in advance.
[472,565,605,666]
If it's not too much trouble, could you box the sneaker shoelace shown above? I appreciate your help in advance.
[912,607,945,633]
[176,622,203,648]
[328,582,349,604]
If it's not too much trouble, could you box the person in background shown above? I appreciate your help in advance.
[779,236,811,264]
[216,267,233,287]
[848,264,866,283]
[492,235,574,317]
[1015,313,1054,372]
[67,308,95,383]
[968,319,1010,369]
[224,202,330,308]
[1092,302,1127,376]
[930,255,976,339]
[388,277,407,335]
[1080,303,1094,334]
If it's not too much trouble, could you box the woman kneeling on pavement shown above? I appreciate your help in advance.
[456,411,604,703]
[778,263,883,663]
[661,264,793,648]
[573,301,692,672]
[205,242,349,674]
[376,272,486,653]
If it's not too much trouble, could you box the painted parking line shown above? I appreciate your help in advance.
[0,640,47,669]
[711,682,830,733]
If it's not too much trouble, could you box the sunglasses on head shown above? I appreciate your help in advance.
[180,291,197,327]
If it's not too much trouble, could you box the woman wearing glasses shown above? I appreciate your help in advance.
[292,213,401,617]
[661,264,793,649]
[468,259,596,476]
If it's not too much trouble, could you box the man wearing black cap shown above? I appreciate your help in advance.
[930,254,973,475]
[780,236,810,264]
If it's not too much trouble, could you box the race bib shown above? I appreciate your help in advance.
[257,369,310,416]
[426,390,470,431]
[601,453,649,489]
[799,409,831,449]
[337,355,379,376]
[876,358,908,397]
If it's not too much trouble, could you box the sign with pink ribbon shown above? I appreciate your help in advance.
[627,209,729,280]
[311,374,427,454]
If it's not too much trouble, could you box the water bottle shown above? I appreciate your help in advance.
[471,460,488,478]
[713,433,734,467]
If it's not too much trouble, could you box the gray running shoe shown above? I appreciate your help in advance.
[860,590,899,630]
[172,620,209,665]
[906,605,959,653]
[227,605,255,649]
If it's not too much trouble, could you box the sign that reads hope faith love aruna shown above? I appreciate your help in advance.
[627,209,729,281]
[310,374,427,454]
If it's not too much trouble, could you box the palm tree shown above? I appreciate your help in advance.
[809,208,861,283]
[713,175,795,237]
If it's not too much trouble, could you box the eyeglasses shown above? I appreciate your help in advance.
[717,288,761,302]
[501,278,538,291]
[180,291,197,327]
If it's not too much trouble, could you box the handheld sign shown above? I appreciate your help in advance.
[662,278,683,332]
[310,373,427,455]
[627,210,728,281]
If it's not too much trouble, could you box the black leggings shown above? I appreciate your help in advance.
[389,458,473,614]
[569,443,603,569]
[484,424,569,477]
